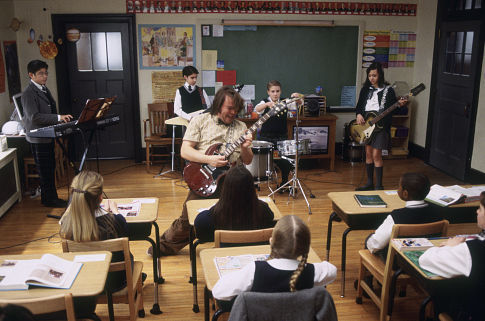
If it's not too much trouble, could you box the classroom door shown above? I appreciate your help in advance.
[428,20,482,180]
[52,15,141,162]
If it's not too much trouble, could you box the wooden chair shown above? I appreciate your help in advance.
[143,102,182,172]
[61,237,144,321]
[356,220,449,321]
[0,293,76,321]
[208,228,274,321]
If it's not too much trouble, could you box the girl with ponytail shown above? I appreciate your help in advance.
[212,215,337,301]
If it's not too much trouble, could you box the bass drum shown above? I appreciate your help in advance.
[277,139,311,156]
[245,141,274,182]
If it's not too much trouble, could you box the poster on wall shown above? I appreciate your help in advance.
[388,31,416,67]
[151,71,183,101]
[139,24,195,69]
[362,31,390,68]
[3,41,21,100]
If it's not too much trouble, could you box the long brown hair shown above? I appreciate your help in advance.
[213,165,260,230]
[270,215,311,292]
[210,86,244,115]
[60,171,118,242]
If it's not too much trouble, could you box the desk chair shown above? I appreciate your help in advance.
[356,220,449,321]
[61,237,144,321]
[206,228,274,321]
[0,293,76,321]
[143,102,182,172]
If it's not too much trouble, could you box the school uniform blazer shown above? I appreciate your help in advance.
[21,82,59,144]
[355,86,397,132]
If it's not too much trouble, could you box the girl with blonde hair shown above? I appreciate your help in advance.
[60,170,130,292]
[212,215,336,301]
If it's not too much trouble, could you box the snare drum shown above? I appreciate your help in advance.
[277,139,311,156]
[245,141,274,181]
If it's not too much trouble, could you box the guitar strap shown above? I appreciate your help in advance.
[379,86,389,111]
[197,87,208,108]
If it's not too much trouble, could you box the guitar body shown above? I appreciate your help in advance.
[348,112,383,144]
[183,143,230,197]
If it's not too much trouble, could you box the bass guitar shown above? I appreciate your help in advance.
[184,97,302,197]
[348,83,425,145]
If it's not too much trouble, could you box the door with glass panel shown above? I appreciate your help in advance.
[53,15,139,161]
[428,19,482,180]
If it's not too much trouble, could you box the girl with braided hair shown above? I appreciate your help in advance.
[212,215,336,302]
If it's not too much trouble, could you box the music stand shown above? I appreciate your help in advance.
[154,116,189,178]
[268,97,314,215]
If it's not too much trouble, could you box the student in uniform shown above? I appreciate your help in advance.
[366,172,442,257]
[194,165,275,242]
[174,65,211,121]
[419,191,485,321]
[355,62,407,191]
[254,80,300,190]
[212,215,337,302]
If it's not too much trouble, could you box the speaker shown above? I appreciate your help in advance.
[304,95,326,117]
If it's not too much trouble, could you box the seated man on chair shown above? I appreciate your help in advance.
[149,86,253,256]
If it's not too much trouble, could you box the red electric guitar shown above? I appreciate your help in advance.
[183,97,302,197]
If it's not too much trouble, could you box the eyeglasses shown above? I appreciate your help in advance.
[36,71,49,76]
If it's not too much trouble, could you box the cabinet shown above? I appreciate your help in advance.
[0,148,22,218]
[387,105,411,158]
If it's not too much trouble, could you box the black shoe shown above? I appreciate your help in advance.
[42,198,68,208]
[355,184,374,191]
[141,272,147,284]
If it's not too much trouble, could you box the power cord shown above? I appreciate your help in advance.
[0,233,60,250]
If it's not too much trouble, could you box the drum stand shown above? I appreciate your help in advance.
[154,117,188,179]
[268,99,314,215]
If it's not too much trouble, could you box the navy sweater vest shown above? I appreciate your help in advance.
[251,261,314,293]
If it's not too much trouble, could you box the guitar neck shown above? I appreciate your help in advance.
[369,94,409,125]
[222,111,274,158]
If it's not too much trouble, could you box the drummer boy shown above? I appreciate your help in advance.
[255,80,301,191]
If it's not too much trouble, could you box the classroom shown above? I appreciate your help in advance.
[0,0,484,320]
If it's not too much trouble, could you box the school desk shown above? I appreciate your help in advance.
[0,251,111,300]
[386,240,470,321]
[200,244,322,321]
[102,197,163,315]
[326,190,478,297]
[186,196,283,313]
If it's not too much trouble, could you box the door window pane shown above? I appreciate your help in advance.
[446,32,456,52]
[92,32,108,71]
[465,32,474,53]
[465,0,473,9]
[76,33,93,71]
[475,0,481,9]
[456,32,464,53]
[463,54,472,75]
[107,32,123,71]
[454,54,463,74]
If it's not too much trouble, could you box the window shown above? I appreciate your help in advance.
[445,31,474,76]
[76,32,123,71]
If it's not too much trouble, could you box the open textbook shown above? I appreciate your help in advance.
[425,184,485,206]
[0,254,82,290]
[214,254,269,278]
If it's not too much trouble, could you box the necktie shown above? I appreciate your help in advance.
[41,85,47,93]
[188,85,192,91]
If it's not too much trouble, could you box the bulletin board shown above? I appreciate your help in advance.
[201,25,358,106]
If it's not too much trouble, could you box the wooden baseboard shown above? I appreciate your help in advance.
[467,168,485,184]
[409,142,426,160]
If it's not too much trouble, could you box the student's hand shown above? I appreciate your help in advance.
[107,200,120,214]
[206,155,228,167]
[444,236,466,247]
[60,114,73,123]
[241,132,253,150]
[290,92,304,99]
[356,114,365,125]
[398,97,408,107]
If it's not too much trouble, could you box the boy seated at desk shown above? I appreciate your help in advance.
[418,191,485,321]
[366,172,442,258]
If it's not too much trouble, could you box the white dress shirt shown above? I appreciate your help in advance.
[212,258,337,301]
[419,242,472,278]
[364,87,384,112]
[366,200,428,253]
[174,82,211,120]
[31,79,61,121]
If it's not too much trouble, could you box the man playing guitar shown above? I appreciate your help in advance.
[150,86,253,256]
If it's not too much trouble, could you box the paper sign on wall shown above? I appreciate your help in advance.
[216,70,236,86]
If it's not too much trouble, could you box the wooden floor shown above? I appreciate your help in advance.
[0,157,479,320]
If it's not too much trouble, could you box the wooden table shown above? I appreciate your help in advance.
[0,251,111,299]
[186,196,283,313]
[200,245,321,321]
[326,190,479,297]
[239,114,337,171]
[102,197,163,315]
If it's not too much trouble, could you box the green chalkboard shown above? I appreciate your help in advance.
[202,25,358,106]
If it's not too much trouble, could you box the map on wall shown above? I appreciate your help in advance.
[388,31,416,67]
[139,24,195,69]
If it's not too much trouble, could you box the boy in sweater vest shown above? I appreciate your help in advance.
[174,66,211,121]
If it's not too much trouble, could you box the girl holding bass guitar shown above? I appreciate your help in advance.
[355,62,407,191]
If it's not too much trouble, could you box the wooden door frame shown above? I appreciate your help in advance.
[425,0,485,181]
[52,14,142,163]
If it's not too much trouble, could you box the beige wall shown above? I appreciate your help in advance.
[0,0,17,125]
[471,50,485,172]
[3,0,484,172]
